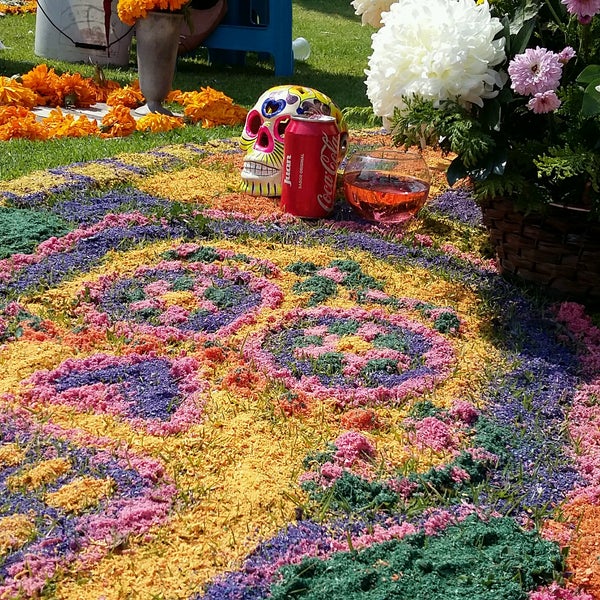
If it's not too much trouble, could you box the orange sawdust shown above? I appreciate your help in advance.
[207,192,284,217]
[551,502,600,597]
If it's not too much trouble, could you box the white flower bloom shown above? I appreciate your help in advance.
[350,0,396,28]
[365,0,506,118]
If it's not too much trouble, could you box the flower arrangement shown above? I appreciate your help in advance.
[0,64,247,141]
[357,0,600,217]
[117,0,191,26]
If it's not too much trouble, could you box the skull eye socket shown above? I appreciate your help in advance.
[245,110,262,137]
[274,116,290,142]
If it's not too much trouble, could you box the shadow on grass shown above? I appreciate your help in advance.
[176,53,369,108]
[293,0,358,19]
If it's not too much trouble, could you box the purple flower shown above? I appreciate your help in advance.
[508,47,563,96]
[561,0,600,20]
[558,46,576,63]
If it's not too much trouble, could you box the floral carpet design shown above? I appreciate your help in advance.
[1,132,599,600]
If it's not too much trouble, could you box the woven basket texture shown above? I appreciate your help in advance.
[481,196,600,303]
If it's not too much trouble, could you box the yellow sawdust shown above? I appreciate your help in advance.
[67,162,140,186]
[0,340,77,394]
[7,457,71,491]
[45,476,115,514]
[54,390,321,600]
[0,171,67,201]
[0,513,36,556]
[135,164,240,203]
[0,443,25,468]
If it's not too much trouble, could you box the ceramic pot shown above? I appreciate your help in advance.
[135,11,184,115]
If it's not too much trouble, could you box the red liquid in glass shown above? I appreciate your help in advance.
[343,171,430,224]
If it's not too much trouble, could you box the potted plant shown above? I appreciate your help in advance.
[355,0,600,300]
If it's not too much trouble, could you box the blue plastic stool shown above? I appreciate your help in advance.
[203,0,293,76]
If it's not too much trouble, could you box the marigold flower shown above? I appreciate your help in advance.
[117,0,190,25]
[93,78,123,103]
[20,64,62,106]
[43,108,100,139]
[136,113,185,133]
[57,73,98,108]
[182,87,247,127]
[0,108,47,141]
[100,105,137,137]
[106,85,145,108]
[0,75,39,108]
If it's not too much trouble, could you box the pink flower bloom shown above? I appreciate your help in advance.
[558,46,576,63]
[561,0,600,20]
[528,90,561,113]
[508,47,563,96]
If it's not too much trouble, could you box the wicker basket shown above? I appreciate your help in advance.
[481,196,600,303]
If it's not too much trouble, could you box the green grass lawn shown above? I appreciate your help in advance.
[0,0,376,180]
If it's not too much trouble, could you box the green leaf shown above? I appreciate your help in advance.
[581,81,600,118]
[447,157,468,187]
[577,65,600,85]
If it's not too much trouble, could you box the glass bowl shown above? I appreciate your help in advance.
[342,149,431,225]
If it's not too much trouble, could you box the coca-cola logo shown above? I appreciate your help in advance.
[317,132,339,212]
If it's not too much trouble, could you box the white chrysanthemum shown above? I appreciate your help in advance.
[350,0,396,28]
[366,0,506,118]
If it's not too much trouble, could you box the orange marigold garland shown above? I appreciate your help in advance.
[20,64,62,107]
[100,106,137,138]
[0,64,247,141]
[0,76,39,108]
[0,0,36,13]
[57,73,99,108]
[116,0,191,26]
[180,87,247,127]
[106,85,144,109]
[135,112,185,133]
[43,108,100,139]
[0,107,47,141]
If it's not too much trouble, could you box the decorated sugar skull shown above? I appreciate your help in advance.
[239,85,349,196]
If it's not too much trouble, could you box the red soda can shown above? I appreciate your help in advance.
[280,115,341,218]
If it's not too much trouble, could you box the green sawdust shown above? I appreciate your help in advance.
[0,207,70,259]
[270,516,563,599]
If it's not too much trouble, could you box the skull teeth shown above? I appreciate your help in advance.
[242,161,279,178]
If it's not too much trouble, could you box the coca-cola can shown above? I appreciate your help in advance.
[280,115,341,218]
